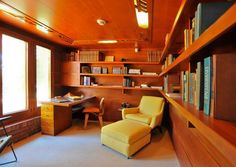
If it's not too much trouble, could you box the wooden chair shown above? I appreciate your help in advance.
[0,116,17,166]
[83,98,105,129]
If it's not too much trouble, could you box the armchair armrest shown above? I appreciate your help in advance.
[122,107,139,119]
[149,101,165,129]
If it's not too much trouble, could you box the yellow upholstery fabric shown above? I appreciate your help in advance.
[101,119,150,144]
[101,119,151,157]
[125,113,152,125]
[122,96,165,129]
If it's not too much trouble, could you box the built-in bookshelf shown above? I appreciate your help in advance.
[159,0,236,166]
[61,61,162,91]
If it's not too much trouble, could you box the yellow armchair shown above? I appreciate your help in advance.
[122,96,165,129]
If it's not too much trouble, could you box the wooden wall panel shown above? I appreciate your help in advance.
[169,105,230,167]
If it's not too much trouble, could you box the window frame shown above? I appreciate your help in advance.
[0,27,55,120]
[35,44,52,106]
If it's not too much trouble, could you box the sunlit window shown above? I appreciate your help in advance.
[2,34,28,115]
[36,45,51,106]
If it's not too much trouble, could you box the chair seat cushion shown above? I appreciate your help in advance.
[125,113,152,125]
[101,119,150,144]
[83,107,100,113]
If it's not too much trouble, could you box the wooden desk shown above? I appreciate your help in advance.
[40,96,95,135]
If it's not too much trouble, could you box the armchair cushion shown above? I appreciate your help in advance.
[125,113,152,125]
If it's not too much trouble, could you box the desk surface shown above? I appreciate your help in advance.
[41,96,96,107]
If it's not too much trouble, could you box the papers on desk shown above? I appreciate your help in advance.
[51,95,83,103]
[51,97,70,103]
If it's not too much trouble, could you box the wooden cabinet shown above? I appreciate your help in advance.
[159,1,236,166]
[61,61,80,86]
[41,104,72,135]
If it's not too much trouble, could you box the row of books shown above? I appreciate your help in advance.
[123,78,133,87]
[162,54,178,71]
[147,50,161,62]
[79,51,103,62]
[183,1,233,51]
[81,76,92,86]
[163,74,180,93]
[181,53,236,122]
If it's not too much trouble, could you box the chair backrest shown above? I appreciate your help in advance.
[139,96,164,116]
[99,98,105,115]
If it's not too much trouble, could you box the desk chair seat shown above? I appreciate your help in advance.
[83,98,105,129]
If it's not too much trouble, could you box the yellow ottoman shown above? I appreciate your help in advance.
[101,119,151,158]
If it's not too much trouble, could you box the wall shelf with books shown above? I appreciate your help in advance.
[159,1,236,166]
[160,0,199,63]
[160,3,236,77]
[78,61,162,89]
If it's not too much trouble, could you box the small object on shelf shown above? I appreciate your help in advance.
[112,67,122,74]
[128,68,141,75]
[105,56,114,62]
[141,83,149,88]
[81,66,91,73]
[142,72,157,76]
[91,66,102,74]
[120,58,126,62]
[102,67,108,74]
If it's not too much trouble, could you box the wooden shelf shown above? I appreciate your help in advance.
[160,0,198,63]
[158,90,236,163]
[78,85,162,91]
[80,73,159,78]
[159,3,236,77]
[78,85,123,89]
[79,61,160,65]
[80,73,123,77]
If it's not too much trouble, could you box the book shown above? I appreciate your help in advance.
[184,71,189,102]
[196,61,204,110]
[194,2,233,40]
[203,56,212,116]
[212,53,236,122]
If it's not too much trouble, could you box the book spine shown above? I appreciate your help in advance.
[203,56,212,115]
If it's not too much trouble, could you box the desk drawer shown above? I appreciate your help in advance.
[41,111,54,119]
[41,104,53,112]
[41,119,54,126]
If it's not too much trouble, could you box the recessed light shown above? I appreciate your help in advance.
[96,19,107,26]
[98,40,118,44]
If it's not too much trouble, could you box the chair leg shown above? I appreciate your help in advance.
[0,144,17,166]
[84,113,89,129]
[98,116,103,128]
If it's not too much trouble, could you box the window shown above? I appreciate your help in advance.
[36,45,51,106]
[2,34,28,115]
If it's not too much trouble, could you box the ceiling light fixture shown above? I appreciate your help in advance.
[96,19,107,26]
[134,0,149,29]
[97,40,118,44]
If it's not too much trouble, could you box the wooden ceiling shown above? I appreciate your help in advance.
[0,0,181,49]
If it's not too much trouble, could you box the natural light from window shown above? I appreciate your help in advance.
[2,34,28,115]
[36,45,51,106]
